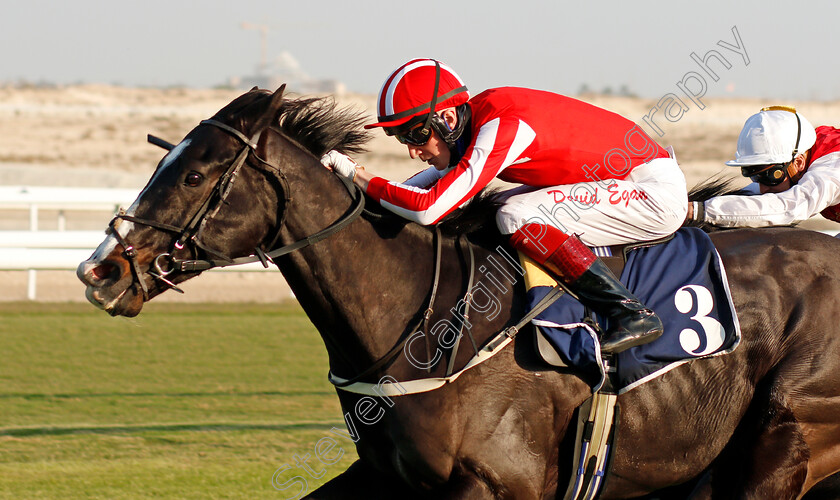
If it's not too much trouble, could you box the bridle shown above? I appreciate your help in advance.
[108,117,366,300]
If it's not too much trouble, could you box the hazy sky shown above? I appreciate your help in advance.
[3,0,839,100]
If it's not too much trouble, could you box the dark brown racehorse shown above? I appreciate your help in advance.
[77,86,840,499]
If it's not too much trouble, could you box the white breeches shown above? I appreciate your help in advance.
[495,157,688,247]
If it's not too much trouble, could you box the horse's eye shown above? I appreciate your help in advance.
[184,171,203,187]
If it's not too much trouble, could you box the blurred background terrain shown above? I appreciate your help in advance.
[2,85,838,302]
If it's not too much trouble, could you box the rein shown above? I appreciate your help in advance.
[172,119,366,273]
[110,119,366,298]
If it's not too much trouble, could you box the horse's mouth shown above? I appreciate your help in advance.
[83,283,145,317]
[77,260,146,317]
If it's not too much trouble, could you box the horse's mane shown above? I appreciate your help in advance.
[214,88,373,158]
[278,96,372,157]
[438,188,507,243]
[688,175,748,202]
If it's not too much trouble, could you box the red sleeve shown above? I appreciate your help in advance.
[365,117,536,225]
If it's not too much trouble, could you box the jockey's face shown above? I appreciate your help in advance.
[404,108,459,171]
[759,177,792,194]
[406,130,450,170]
[756,152,809,194]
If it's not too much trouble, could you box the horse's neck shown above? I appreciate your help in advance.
[263,134,524,380]
[290,220,439,375]
[268,146,438,375]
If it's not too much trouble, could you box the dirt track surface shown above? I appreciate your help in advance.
[2,85,838,302]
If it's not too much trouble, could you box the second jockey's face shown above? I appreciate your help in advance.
[759,177,792,194]
[406,130,451,170]
[756,153,809,194]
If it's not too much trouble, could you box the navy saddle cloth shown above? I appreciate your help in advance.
[528,227,741,393]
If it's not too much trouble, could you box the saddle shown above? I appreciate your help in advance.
[526,227,740,391]
[527,235,676,371]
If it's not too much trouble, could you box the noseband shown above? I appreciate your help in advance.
[108,118,366,299]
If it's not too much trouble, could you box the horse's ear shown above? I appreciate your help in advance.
[252,84,286,133]
[269,84,286,114]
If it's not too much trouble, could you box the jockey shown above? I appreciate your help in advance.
[687,106,840,227]
[321,58,688,354]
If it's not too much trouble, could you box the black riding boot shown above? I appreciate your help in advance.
[509,225,663,354]
[567,258,664,354]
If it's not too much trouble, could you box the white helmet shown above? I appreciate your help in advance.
[726,106,817,167]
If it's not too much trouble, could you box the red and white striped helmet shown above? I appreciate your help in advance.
[365,58,469,130]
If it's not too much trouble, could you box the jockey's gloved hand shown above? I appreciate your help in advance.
[320,150,360,179]
[687,201,706,225]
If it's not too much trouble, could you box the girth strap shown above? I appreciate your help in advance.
[562,392,619,500]
[329,283,566,396]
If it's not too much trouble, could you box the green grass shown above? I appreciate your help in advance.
[0,302,357,499]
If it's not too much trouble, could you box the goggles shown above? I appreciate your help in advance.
[386,120,433,146]
[741,164,790,187]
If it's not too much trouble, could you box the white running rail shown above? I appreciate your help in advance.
[0,186,276,300]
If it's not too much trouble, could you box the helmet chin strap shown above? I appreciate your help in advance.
[422,60,442,133]
[430,104,472,166]
[787,111,804,184]
[422,59,472,166]
[786,162,799,180]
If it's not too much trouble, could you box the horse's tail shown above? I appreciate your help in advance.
[685,175,752,232]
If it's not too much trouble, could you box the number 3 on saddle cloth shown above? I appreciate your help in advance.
[525,227,742,394]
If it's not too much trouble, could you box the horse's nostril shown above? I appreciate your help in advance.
[92,263,116,281]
